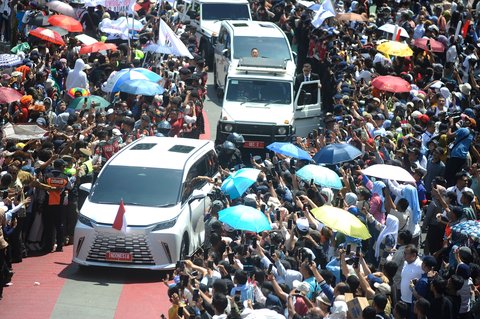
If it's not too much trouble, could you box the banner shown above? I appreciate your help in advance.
[2,123,47,140]
[85,0,136,12]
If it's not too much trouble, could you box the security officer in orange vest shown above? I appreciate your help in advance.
[43,159,70,253]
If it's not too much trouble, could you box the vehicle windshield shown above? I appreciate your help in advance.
[226,79,292,104]
[90,166,182,207]
[202,4,250,20]
[233,36,291,61]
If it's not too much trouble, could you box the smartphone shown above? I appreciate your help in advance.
[307,253,313,263]
[208,260,214,269]
[310,179,314,187]
[356,246,361,256]
[190,277,196,286]
[297,210,304,218]
[265,153,270,160]
[193,289,199,301]
[178,307,184,317]
[260,204,266,213]
[228,252,234,264]
[191,270,198,277]
[252,238,257,249]
[84,97,88,103]
[276,208,281,221]
[346,244,351,255]
[180,275,189,287]
[287,219,293,230]
[268,263,273,274]
[270,245,276,255]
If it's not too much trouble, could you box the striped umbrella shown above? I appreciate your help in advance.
[0,54,23,68]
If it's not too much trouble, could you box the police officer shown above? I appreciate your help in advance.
[217,141,243,170]
[226,132,245,149]
[156,120,172,137]
[43,159,71,252]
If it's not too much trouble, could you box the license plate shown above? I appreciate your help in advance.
[106,251,132,262]
[244,141,264,149]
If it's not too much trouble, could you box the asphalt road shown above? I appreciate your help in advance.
[203,73,223,142]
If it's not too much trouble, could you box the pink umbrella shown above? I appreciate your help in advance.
[372,75,412,93]
[413,38,445,53]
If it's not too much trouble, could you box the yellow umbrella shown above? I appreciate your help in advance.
[311,206,371,240]
[376,41,413,57]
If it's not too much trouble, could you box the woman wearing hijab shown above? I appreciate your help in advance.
[365,213,400,268]
[370,181,387,224]
[402,184,423,245]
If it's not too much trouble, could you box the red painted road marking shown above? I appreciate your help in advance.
[1,247,71,319]
[199,109,211,140]
[114,282,170,319]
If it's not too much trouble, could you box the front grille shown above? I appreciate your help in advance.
[87,232,155,265]
[235,123,276,136]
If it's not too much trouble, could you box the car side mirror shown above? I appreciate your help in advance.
[79,183,92,193]
[188,189,207,204]
[222,49,230,58]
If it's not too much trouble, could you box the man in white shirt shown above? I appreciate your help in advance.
[447,172,474,205]
[400,244,423,306]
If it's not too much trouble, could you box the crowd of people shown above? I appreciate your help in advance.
[0,0,478,319]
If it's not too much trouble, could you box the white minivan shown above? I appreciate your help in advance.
[73,137,219,270]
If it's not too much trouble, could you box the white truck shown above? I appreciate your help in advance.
[213,20,296,96]
[179,0,251,68]
[215,57,322,150]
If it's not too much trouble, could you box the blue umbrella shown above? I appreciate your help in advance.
[221,168,260,200]
[218,205,272,233]
[296,164,342,189]
[266,142,312,161]
[102,67,163,93]
[313,143,362,164]
[450,220,480,241]
[118,79,165,96]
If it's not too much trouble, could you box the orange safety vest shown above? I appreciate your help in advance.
[45,173,68,206]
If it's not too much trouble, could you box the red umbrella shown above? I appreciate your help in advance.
[79,42,117,55]
[0,87,23,104]
[413,38,445,53]
[371,75,412,93]
[29,27,65,46]
[48,14,83,33]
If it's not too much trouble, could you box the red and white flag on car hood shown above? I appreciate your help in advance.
[112,199,127,233]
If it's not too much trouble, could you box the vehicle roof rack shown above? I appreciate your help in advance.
[236,57,287,75]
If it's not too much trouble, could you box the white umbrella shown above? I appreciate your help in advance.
[361,164,415,183]
[75,34,98,45]
[46,1,76,17]
[378,23,409,38]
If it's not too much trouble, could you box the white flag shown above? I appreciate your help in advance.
[312,0,336,29]
[158,19,194,59]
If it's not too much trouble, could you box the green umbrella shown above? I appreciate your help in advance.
[11,42,30,54]
[68,95,110,110]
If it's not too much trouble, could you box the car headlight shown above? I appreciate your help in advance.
[278,126,287,135]
[78,214,94,228]
[152,218,177,232]
[224,123,233,132]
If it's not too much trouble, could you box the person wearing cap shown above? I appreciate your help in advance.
[43,159,71,253]
[411,255,437,302]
